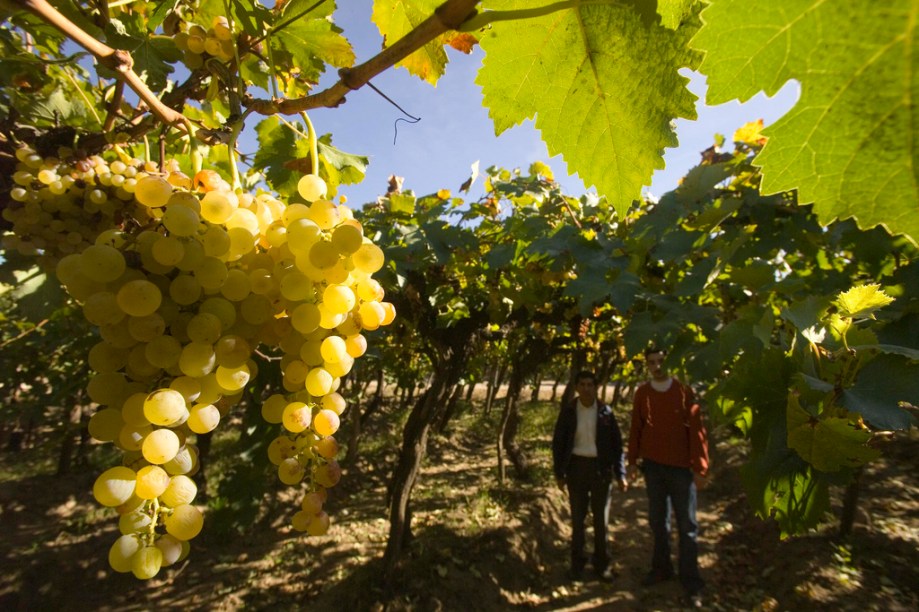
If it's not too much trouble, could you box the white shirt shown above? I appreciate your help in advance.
[572,398,598,457]
[650,376,674,393]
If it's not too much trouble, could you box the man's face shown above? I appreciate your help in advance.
[576,377,597,405]
[646,352,667,379]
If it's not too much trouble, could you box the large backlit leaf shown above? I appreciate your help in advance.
[786,395,880,472]
[373,0,448,84]
[692,0,918,243]
[478,1,700,218]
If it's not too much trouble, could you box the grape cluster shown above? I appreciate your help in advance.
[5,145,395,578]
[172,16,235,70]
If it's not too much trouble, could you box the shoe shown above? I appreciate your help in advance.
[686,592,703,608]
[596,566,618,582]
[641,570,674,587]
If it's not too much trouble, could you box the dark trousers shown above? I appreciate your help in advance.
[642,459,704,593]
[565,455,612,571]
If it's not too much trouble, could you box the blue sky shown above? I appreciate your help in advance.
[278,3,800,207]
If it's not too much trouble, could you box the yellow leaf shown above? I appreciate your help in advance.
[733,119,767,146]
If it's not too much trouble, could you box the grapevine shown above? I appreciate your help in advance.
[5,138,394,578]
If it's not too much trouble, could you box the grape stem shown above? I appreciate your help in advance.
[302,113,319,177]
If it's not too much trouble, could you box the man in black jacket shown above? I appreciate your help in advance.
[552,370,628,581]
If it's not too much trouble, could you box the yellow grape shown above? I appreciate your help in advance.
[80,244,126,282]
[308,240,339,270]
[121,392,151,427]
[185,312,222,344]
[142,428,182,465]
[291,510,311,532]
[163,445,198,476]
[358,301,385,330]
[116,280,162,317]
[118,423,152,452]
[135,175,174,207]
[128,313,167,342]
[319,335,348,363]
[131,546,163,580]
[186,403,219,434]
[279,270,312,301]
[144,389,188,426]
[214,334,250,368]
[301,491,324,514]
[278,457,305,485]
[305,199,339,230]
[118,509,151,535]
[322,284,355,315]
[155,534,187,567]
[345,333,367,358]
[164,504,204,540]
[306,511,330,536]
[314,435,339,459]
[312,409,340,437]
[297,173,327,202]
[109,534,142,573]
[330,223,363,255]
[170,376,202,403]
[88,341,130,372]
[88,408,125,442]
[200,190,236,224]
[290,302,321,335]
[194,256,229,291]
[352,242,385,274]
[261,394,287,424]
[282,401,311,433]
[135,464,171,498]
[162,204,200,237]
[267,435,297,465]
[169,274,203,306]
[313,460,341,488]
[305,367,333,396]
[381,302,396,326]
[160,474,197,507]
[93,466,137,507]
[215,363,250,392]
[179,342,217,377]
[320,392,346,415]
[144,335,183,369]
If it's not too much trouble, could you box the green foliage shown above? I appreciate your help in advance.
[476,0,700,218]
[692,0,918,242]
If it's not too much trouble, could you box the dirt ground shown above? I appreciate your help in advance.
[1,391,917,611]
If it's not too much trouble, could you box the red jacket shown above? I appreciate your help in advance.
[627,378,709,476]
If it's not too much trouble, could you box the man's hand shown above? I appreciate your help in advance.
[694,472,709,490]
[626,464,640,483]
[617,476,629,492]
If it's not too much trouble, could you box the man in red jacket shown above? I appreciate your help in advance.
[627,348,709,608]
[553,370,628,582]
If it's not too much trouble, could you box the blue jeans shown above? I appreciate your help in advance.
[566,456,612,571]
[641,460,704,593]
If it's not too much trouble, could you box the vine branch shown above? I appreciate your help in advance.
[248,0,482,116]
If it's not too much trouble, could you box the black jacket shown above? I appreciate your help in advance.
[552,400,626,481]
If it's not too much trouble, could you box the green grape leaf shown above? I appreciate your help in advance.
[478,1,700,218]
[781,295,833,333]
[834,284,895,320]
[691,0,919,243]
[317,136,370,193]
[786,395,880,472]
[254,116,312,197]
[373,0,447,84]
[270,18,356,88]
[131,35,182,92]
[840,354,919,431]
[657,0,699,30]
